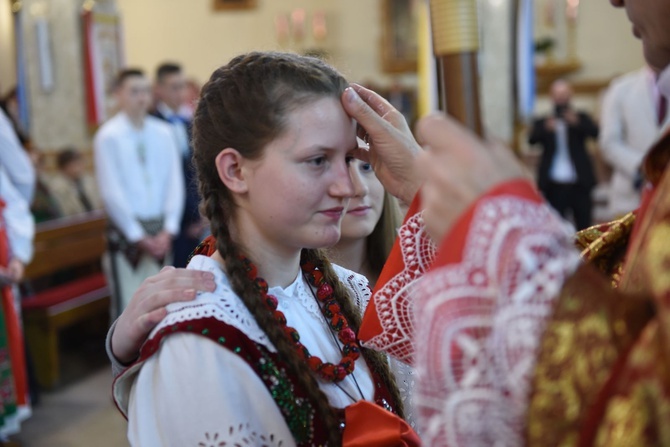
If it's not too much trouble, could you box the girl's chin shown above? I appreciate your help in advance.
[301,233,341,250]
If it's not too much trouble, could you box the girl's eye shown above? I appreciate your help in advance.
[360,162,373,172]
[309,156,327,167]
[345,155,355,165]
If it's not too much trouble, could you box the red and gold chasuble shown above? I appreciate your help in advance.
[360,131,670,447]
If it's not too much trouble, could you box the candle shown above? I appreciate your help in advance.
[275,13,289,42]
[312,10,327,41]
[291,8,306,42]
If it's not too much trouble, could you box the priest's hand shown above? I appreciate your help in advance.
[342,84,424,206]
[416,113,527,242]
[111,266,216,364]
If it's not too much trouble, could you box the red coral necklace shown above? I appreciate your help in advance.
[240,256,362,383]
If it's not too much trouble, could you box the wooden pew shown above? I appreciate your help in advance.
[22,210,109,389]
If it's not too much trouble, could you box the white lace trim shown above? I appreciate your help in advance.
[413,195,580,447]
[343,269,373,312]
[195,424,288,447]
[363,212,437,362]
[389,357,418,430]
[152,256,371,353]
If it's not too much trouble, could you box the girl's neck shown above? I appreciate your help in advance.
[212,245,301,289]
[332,237,378,288]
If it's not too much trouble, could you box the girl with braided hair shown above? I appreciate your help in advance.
[112,52,419,446]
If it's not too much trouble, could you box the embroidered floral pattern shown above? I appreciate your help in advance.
[363,212,436,362]
[198,425,285,446]
[257,353,314,444]
[414,196,579,446]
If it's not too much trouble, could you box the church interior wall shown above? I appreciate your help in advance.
[0,0,654,152]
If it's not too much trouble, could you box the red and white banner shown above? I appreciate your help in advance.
[82,6,124,128]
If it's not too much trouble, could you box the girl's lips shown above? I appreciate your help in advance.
[347,206,371,216]
[320,207,344,219]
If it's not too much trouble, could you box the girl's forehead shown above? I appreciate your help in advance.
[282,99,356,137]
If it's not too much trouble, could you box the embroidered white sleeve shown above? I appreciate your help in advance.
[413,196,580,447]
[127,333,295,447]
[362,212,437,362]
[152,255,274,351]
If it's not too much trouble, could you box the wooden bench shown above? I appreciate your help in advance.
[22,210,110,389]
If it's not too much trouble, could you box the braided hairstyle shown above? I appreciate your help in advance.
[191,52,403,445]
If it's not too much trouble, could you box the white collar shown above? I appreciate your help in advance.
[157,102,179,120]
[117,111,146,133]
[154,255,370,353]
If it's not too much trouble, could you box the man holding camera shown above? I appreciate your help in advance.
[529,79,599,229]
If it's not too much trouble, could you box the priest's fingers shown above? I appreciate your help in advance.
[343,87,423,203]
[417,115,530,242]
[419,150,474,241]
[349,84,407,128]
[417,113,526,194]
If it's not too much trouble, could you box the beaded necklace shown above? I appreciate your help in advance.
[240,256,362,383]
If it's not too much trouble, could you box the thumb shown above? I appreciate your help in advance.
[342,85,403,137]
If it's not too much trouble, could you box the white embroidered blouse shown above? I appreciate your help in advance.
[113,255,415,446]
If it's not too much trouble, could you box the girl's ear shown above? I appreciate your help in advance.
[215,148,248,193]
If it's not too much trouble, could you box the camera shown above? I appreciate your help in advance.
[554,104,569,117]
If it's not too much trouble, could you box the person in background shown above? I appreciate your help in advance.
[48,148,101,217]
[0,122,35,443]
[24,148,60,223]
[529,79,599,230]
[329,158,402,289]
[94,68,184,318]
[151,62,203,268]
[0,88,30,150]
[0,109,34,204]
[599,65,669,218]
[178,78,201,120]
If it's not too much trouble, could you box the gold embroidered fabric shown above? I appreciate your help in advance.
[525,265,652,447]
[574,212,636,288]
[590,160,670,447]
[528,141,670,446]
[592,320,670,447]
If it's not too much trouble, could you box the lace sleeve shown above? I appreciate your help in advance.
[127,333,295,447]
[413,188,580,447]
[360,211,437,363]
[389,357,418,430]
[339,269,372,313]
